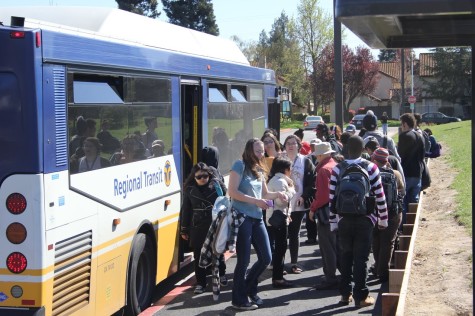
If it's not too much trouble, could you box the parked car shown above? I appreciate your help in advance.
[350,114,365,130]
[421,112,461,124]
[303,115,324,130]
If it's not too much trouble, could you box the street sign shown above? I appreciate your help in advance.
[408,95,416,103]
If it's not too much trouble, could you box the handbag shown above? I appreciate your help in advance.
[268,210,287,229]
[315,205,330,225]
[421,160,431,191]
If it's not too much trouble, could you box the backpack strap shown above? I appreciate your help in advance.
[382,136,388,149]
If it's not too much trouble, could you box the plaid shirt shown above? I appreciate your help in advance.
[199,207,244,300]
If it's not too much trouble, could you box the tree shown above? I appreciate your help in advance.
[378,49,397,62]
[161,0,219,35]
[292,0,333,114]
[116,0,160,18]
[230,35,259,63]
[421,47,472,104]
[315,45,380,121]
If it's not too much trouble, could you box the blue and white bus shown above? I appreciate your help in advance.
[0,7,277,316]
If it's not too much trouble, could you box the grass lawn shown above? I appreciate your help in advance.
[420,120,472,234]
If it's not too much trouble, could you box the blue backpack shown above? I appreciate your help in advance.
[334,161,372,216]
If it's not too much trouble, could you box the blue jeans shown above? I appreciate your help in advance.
[232,216,272,306]
[382,123,388,135]
[402,177,421,225]
[338,216,373,301]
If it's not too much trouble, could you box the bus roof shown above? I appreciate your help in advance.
[0,6,250,66]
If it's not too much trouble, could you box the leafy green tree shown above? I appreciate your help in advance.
[378,49,397,62]
[292,0,333,114]
[421,47,472,104]
[161,0,219,35]
[230,35,258,63]
[116,0,160,18]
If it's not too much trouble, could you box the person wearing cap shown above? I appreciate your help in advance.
[362,112,400,161]
[316,123,342,154]
[345,124,356,135]
[150,139,165,158]
[308,138,322,166]
[364,137,405,186]
[328,135,388,307]
[370,147,405,282]
[309,142,339,290]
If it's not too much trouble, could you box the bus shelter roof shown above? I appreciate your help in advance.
[335,0,475,48]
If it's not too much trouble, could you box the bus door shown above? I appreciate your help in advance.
[181,79,202,180]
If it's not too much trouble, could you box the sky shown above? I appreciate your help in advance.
[5,0,425,57]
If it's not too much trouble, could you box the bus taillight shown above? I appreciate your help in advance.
[6,193,27,215]
[10,31,25,39]
[6,222,27,244]
[6,252,27,274]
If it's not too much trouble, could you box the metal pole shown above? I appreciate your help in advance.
[401,49,405,115]
[411,51,414,113]
[334,0,343,127]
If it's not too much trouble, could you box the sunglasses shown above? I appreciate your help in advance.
[195,174,209,180]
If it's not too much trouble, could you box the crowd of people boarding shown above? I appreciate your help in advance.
[179,111,440,311]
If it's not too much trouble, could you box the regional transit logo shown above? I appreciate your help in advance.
[164,160,172,187]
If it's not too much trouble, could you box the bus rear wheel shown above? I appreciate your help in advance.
[126,233,156,316]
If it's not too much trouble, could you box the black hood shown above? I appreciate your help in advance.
[201,146,219,169]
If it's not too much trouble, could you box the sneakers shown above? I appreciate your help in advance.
[314,279,338,290]
[194,285,205,294]
[355,296,375,307]
[339,294,353,305]
[305,239,318,245]
[219,275,228,286]
[232,302,258,311]
[249,294,264,306]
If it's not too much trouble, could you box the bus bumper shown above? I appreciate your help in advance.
[0,306,45,316]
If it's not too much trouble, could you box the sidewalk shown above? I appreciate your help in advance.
[146,225,387,315]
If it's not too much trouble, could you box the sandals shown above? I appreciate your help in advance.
[291,265,303,274]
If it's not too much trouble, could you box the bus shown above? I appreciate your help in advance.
[0,7,278,316]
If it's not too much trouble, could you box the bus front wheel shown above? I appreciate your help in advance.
[126,233,156,316]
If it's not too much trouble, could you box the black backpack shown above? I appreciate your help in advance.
[334,161,372,216]
[379,167,400,214]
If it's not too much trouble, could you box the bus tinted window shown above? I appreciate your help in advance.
[125,77,171,103]
[68,73,173,205]
[207,83,265,175]
[73,81,124,104]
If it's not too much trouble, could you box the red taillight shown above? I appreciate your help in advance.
[35,32,41,47]
[6,193,27,215]
[10,31,25,39]
[6,252,27,274]
[6,222,27,244]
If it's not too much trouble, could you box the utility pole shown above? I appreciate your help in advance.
[334,0,343,127]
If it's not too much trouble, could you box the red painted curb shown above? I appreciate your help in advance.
[139,251,235,315]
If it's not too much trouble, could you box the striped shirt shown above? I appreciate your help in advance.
[329,158,388,231]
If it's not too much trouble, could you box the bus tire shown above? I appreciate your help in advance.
[125,233,156,316]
